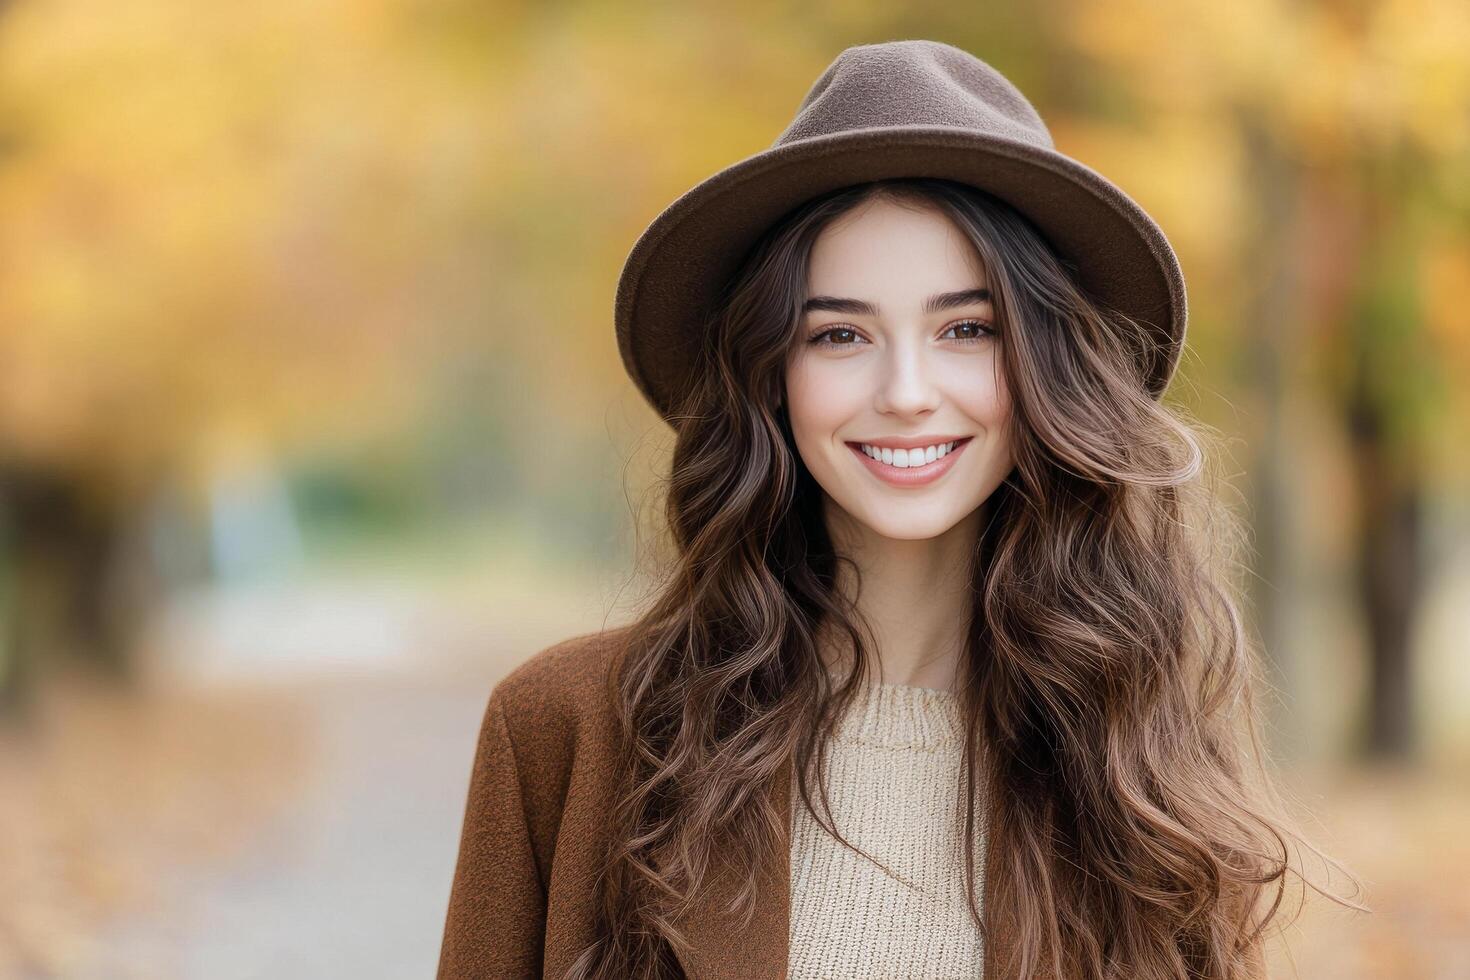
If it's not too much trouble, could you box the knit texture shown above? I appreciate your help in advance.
[788,677,987,979]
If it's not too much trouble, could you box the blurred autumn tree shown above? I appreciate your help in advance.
[0,0,512,715]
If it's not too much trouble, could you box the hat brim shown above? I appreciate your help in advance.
[614,125,1186,424]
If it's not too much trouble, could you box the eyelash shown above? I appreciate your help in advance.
[806,319,996,348]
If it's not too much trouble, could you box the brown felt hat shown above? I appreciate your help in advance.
[614,39,1188,427]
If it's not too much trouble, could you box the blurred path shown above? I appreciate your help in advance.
[1,567,628,980]
[91,672,493,980]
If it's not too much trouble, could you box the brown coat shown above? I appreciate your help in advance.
[436,628,1268,979]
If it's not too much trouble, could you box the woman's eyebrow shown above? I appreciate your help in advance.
[800,287,992,317]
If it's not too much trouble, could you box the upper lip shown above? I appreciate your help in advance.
[847,435,973,450]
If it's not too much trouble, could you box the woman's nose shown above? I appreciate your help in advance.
[873,342,941,416]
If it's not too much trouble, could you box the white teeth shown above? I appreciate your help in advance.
[859,440,959,468]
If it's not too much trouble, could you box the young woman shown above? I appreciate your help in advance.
[437,40,1362,980]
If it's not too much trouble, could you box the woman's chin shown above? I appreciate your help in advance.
[839,500,971,543]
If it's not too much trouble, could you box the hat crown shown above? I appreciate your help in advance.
[775,40,1054,151]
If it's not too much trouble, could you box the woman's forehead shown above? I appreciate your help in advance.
[806,202,990,302]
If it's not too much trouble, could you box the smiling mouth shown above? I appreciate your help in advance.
[850,439,967,468]
[844,436,975,487]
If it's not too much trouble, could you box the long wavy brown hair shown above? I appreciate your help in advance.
[569,177,1365,979]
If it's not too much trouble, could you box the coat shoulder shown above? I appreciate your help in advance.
[490,624,634,746]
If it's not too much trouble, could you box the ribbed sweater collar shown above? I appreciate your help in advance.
[830,677,963,751]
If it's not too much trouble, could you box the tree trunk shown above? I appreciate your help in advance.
[1345,357,1423,759]
[1235,108,1304,761]
[0,465,152,723]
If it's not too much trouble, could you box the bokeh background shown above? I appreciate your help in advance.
[1,1,1467,977]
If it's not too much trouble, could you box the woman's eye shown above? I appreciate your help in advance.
[944,319,996,344]
[808,326,864,347]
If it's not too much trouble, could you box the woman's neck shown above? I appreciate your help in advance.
[820,498,986,693]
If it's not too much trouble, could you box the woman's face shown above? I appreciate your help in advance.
[784,196,1015,542]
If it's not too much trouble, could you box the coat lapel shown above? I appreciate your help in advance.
[670,755,795,979]
[671,753,1019,979]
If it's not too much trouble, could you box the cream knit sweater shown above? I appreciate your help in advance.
[788,677,987,979]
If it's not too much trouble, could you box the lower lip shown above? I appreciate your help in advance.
[846,438,973,487]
